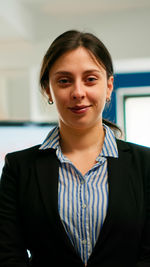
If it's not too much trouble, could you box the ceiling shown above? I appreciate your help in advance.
[0,0,150,70]
[1,0,150,42]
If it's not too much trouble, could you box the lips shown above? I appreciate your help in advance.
[69,105,91,114]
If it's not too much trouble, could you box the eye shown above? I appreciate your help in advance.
[57,77,72,87]
[58,78,69,84]
[87,77,97,82]
[85,76,98,85]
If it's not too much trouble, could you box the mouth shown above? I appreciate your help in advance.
[69,105,92,114]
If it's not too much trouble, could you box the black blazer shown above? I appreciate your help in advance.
[0,139,150,267]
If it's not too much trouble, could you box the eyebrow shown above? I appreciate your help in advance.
[53,69,102,76]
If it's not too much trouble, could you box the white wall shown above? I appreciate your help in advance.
[0,2,150,122]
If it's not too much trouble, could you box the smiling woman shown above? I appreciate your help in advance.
[0,30,150,267]
[46,47,113,133]
[40,30,120,135]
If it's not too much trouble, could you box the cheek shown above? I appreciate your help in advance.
[52,91,69,111]
[50,84,65,102]
[88,88,107,104]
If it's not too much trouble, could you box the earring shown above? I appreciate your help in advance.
[48,99,53,105]
[106,97,111,103]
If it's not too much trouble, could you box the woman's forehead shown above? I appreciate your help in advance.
[49,47,106,74]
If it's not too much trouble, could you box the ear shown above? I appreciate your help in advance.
[106,76,114,99]
[45,86,53,102]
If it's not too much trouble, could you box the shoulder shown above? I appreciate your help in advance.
[4,145,56,167]
[116,139,150,166]
[116,140,150,188]
[6,145,41,161]
[117,139,150,153]
[1,145,58,181]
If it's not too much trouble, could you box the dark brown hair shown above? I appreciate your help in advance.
[40,30,113,90]
[39,30,122,137]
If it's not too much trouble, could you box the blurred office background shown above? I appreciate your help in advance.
[0,0,150,175]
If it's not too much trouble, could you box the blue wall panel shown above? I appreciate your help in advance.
[103,72,150,123]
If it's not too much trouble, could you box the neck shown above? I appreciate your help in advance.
[59,122,105,154]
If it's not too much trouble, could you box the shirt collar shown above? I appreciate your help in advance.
[39,124,118,158]
[99,124,118,158]
[39,126,59,150]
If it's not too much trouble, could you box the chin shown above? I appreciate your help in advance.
[67,121,100,131]
[59,114,102,130]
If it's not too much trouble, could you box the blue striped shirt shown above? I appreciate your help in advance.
[39,124,118,265]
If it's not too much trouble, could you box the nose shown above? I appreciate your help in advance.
[71,81,85,100]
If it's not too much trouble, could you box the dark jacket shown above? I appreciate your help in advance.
[0,139,150,267]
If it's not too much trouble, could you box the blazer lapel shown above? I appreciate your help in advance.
[90,140,132,257]
[35,148,80,256]
[36,149,59,218]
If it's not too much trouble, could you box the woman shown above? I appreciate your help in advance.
[0,30,150,267]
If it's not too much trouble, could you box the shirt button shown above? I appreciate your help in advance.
[82,204,86,209]
[82,239,87,245]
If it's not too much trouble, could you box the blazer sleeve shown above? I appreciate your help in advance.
[136,151,150,267]
[0,153,30,267]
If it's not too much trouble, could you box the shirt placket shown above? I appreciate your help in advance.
[79,174,91,265]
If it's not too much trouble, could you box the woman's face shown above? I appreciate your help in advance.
[47,47,113,130]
